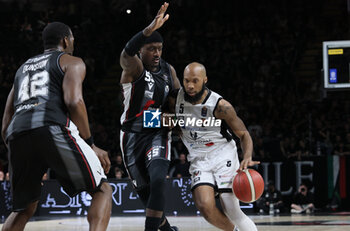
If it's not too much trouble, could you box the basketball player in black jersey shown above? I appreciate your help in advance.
[120,2,180,231]
[1,22,112,231]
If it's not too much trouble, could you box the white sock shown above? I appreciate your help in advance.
[220,193,258,231]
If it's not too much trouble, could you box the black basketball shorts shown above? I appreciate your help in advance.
[120,129,171,189]
[8,122,106,211]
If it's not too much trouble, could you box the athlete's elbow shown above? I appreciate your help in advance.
[65,97,85,111]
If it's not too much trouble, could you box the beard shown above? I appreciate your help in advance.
[184,83,206,104]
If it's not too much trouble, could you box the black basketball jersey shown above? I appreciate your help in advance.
[120,59,173,132]
[6,50,69,140]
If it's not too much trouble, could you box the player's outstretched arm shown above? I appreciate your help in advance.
[120,2,170,84]
[1,86,14,145]
[214,99,260,170]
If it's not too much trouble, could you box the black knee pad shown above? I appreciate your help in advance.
[147,159,169,211]
[136,186,150,207]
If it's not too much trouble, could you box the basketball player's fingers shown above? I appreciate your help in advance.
[105,155,111,173]
[101,154,109,173]
[239,162,247,170]
[157,2,169,16]
[163,14,170,21]
[249,161,260,166]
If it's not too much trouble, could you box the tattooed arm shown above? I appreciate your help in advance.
[214,99,260,170]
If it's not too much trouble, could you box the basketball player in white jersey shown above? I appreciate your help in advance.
[170,62,259,231]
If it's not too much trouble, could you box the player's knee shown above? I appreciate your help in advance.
[195,198,214,218]
[198,204,214,219]
[22,201,38,219]
[150,175,165,188]
[149,174,166,194]
[100,181,113,197]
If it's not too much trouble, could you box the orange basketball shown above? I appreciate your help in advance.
[233,169,264,203]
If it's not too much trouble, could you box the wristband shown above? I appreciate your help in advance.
[84,136,94,146]
[124,31,147,56]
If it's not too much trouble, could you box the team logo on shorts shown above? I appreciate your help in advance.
[143,109,161,128]
[190,131,198,140]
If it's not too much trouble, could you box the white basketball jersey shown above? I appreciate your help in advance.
[175,88,236,160]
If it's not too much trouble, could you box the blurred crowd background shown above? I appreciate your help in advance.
[0,0,349,183]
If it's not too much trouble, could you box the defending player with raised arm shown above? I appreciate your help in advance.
[169,62,259,231]
[1,22,112,231]
[119,2,180,231]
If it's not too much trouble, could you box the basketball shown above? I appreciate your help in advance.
[233,169,264,203]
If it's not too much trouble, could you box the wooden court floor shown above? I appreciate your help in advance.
[1,214,350,230]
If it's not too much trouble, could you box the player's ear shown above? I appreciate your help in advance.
[63,37,68,49]
[204,76,208,84]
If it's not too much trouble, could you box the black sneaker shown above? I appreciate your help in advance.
[170,226,179,231]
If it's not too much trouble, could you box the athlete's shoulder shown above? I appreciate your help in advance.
[59,54,85,72]
[60,54,84,64]
[208,89,223,99]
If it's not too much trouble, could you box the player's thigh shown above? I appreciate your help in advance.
[189,160,216,191]
[120,131,149,189]
[213,142,239,192]
[8,129,48,211]
[144,129,172,165]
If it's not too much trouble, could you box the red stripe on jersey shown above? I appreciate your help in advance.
[136,100,156,117]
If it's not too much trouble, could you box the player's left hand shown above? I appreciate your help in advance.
[92,144,111,174]
[144,2,170,36]
[239,157,260,170]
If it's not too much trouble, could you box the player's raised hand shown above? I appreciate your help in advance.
[239,156,260,171]
[92,144,111,174]
[144,2,170,36]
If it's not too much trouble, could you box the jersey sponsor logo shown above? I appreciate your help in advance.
[218,174,232,178]
[143,109,161,128]
[15,102,40,112]
[193,177,200,183]
[145,90,154,99]
[220,180,232,185]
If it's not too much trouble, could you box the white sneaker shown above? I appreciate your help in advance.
[291,209,302,214]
